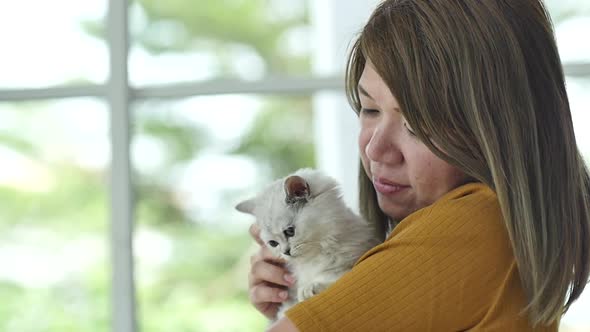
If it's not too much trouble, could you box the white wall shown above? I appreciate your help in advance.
[309,0,381,211]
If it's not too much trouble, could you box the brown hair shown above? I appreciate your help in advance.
[346,0,590,325]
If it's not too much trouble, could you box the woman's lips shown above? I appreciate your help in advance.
[373,178,410,195]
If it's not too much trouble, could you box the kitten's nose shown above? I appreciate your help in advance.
[284,248,291,256]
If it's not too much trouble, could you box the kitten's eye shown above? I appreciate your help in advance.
[268,240,279,247]
[284,226,295,238]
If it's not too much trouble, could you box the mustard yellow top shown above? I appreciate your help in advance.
[286,183,557,331]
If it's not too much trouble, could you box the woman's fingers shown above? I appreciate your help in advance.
[248,223,294,320]
[250,283,284,320]
[250,245,285,265]
[249,281,290,304]
[249,259,294,288]
[249,223,265,246]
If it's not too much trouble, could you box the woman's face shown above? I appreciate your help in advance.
[358,60,469,220]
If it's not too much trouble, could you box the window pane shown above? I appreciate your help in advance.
[0,1,108,89]
[567,77,590,163]
[132,95,315,331]
[546,0,590,63]
[129,0,311,86]
[560,76,590,332]
[0,99,110,331]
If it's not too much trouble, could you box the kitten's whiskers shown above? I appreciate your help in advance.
[291,240,321,257]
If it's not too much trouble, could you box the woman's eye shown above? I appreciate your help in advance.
[360,108,379,116]
[268,240,279,247]
[283,226,295,238]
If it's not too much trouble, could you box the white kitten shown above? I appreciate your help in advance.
[236,168,382,319]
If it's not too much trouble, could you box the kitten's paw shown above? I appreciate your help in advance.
[297,286,314,301]
[298,283,326,301]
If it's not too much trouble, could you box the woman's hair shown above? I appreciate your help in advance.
[346,0,590,326]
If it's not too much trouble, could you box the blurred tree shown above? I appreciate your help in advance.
[1,1,315,331]
[232,97,315,179]
[133,106,211,226]
[104,2,313,331]
[83,0,310,76]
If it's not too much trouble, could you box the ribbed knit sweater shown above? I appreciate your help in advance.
[285,183,557,331]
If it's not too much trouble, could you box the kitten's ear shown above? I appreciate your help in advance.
[235,198,255,215]
[284,175,310,206]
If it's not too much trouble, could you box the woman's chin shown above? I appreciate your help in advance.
[378,200,414,221]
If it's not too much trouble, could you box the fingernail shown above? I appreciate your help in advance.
[279,291,288,299]
[284,274,295,284]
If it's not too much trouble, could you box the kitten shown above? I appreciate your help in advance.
[236,168,382,319]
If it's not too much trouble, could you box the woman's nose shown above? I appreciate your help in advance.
[365,121,403,165]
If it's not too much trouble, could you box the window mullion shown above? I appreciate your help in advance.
[0,85,105,101]
[107,0,137,332]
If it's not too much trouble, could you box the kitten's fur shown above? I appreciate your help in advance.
[236,168,382,319]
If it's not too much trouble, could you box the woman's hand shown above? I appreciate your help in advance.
[248,223,295,320]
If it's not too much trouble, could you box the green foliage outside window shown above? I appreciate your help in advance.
[0,1,313,331]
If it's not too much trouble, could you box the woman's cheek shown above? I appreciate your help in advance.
[358,128,372,168]
[358,121,374,154]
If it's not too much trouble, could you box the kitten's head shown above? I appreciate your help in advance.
[236,169,340,260]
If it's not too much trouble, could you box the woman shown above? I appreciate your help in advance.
[248,0,590,330]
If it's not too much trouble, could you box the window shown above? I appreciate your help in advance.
[0,0,341,331]
[0,99,110,331]
[132,95,314,331]
[0,1,108,89]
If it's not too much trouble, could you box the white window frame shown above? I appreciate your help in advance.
[0,1,588,331]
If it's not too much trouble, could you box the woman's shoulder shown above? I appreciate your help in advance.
[366,181,514,275]
[417,181,499,220]
[437,181,496,203]
[388,182,503,240]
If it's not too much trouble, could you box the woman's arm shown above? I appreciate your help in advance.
[266,317,300,332]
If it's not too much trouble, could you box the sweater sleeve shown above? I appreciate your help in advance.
[285,183,556,331]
